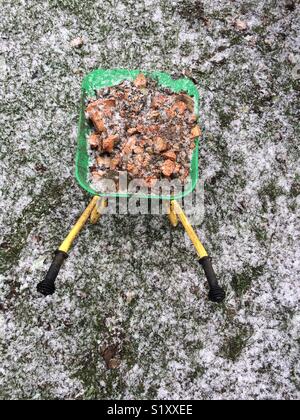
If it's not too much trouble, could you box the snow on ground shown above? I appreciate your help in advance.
[0,0,299,400]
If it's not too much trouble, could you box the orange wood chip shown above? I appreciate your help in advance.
[127,163,135,173]
[128,160,140,175]
[190,114,198,123]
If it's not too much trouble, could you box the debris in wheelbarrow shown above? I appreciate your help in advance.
[86,74,201,190]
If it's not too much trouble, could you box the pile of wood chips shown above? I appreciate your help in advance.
[86,74,201,189]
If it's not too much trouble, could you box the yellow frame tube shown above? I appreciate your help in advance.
[172,200,208,259]
[59,196,99,253]
[167,202,179,227]
[90,198,108,224]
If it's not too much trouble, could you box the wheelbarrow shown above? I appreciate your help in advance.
[37,69,226,303]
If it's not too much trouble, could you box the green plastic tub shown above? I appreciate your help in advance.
[75,69,200,200]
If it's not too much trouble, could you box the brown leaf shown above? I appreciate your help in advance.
[176,94,194,112]
[100,344,119,369]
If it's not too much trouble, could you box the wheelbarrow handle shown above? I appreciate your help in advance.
[37,250,68,296]
[199,256,225,303]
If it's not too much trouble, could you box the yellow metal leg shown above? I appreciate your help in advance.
[170,201,225,303]
[90,198,108,224]
[167,201,179,227]
[59,196,99,253]
[172,200,208,259]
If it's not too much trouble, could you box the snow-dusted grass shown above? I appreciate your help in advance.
[0,0,299,400]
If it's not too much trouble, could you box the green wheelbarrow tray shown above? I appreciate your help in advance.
[75,69,200,201]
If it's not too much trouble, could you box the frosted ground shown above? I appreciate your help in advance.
[0,0,299,400]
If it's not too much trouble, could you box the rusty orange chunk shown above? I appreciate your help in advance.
[86,99,102,116]
[165,108,176,119]
[91,170,105,180]
[88,133,101,148]
[134,146,144,154]
[103,135,118,153]
[191,125,201,138]
[154,136,168,152]
[127,127,139,135]
[122,136,136,154]
[163,151,177,161]
[103,98,116,108]
[172,101,187,114]
[151,94,168,109]
[110,156,120,170]
[161,159,176,177]
[96,156,111,168]
[91,112,106,132]
[147,124,160,133]
[133,73,147,88]
[176,94,194,112]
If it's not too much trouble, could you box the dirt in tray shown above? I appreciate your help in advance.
[85,74,200,191]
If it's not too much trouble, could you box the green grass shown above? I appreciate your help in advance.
[231,264,265,297]
[220,325,253,361]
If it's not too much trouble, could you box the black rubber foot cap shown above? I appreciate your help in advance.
[208,286,226,303]
[37,281,55,296]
